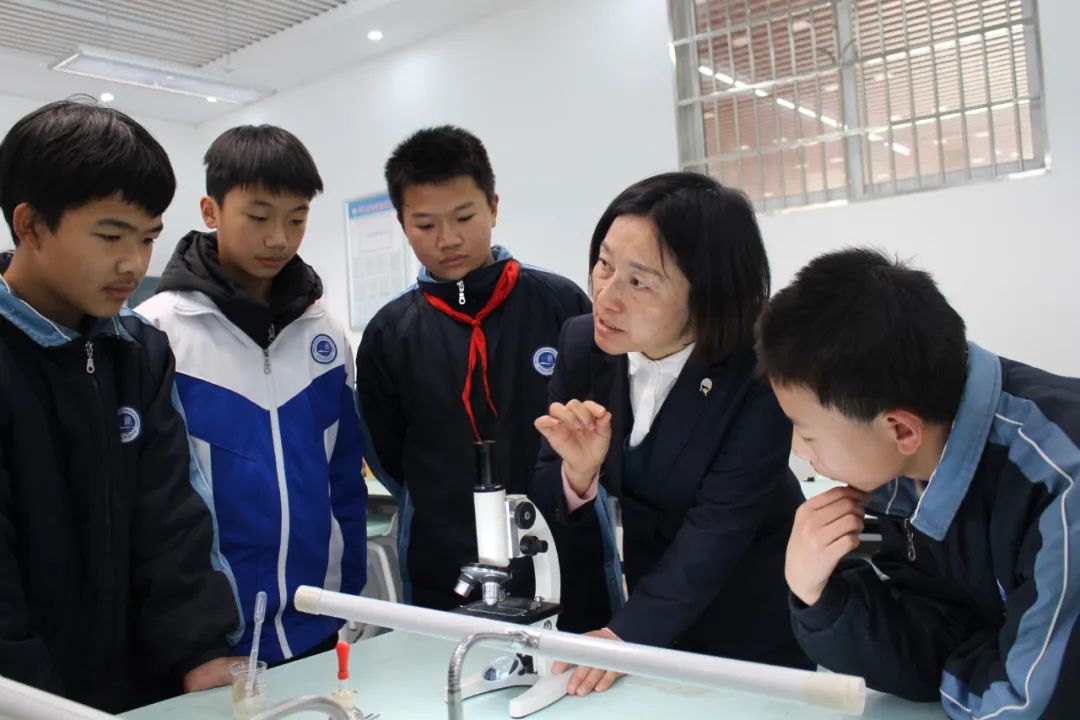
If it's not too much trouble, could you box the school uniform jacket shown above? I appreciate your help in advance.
[791,343,1080,719]
[0,253,239,713]
[356,246,591,614]
[530,314,810,666]
[137,231,366,664]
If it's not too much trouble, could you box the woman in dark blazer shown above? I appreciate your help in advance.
[531,172,811,697]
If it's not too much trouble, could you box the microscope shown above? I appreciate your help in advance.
[450,441,570,718]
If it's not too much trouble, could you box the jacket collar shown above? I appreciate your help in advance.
[157,231,323,348]
[417,246,514,316]
[169,288,326,323]
[866,342,1000,541]
[0,252,134,348]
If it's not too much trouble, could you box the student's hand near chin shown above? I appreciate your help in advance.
[534,400,611,496]
[786,486,869,606]
[550,628,624,696]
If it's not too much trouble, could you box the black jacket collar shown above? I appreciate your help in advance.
[157,231,322,348]
[416,246,514,316]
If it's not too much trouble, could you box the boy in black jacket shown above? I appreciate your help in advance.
[757,248,1079,719]
[356,126,591,617]
[0,100,241,713]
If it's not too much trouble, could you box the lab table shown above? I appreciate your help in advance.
[122,630,943,720]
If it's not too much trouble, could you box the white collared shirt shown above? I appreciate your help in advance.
[626,342,696,447]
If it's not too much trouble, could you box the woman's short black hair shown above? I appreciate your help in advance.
[204,124,323,205]
[588,172,770,363]
[756,247,968,423]
[0,98,176,245]
[384,126,495,222]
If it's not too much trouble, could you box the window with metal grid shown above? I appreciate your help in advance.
[669,0,1047,212]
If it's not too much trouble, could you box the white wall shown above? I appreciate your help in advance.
[756,2,1080,378]
[0,91,205,275]
[192,0,679,349]
[4,0,1076,378]
[195,0,1079,376]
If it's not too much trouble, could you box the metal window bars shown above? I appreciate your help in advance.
[669,0,1047,212]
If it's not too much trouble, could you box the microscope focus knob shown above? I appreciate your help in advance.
[519,535,548,556]
[514,501,536,530]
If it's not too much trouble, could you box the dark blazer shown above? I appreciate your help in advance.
[532,314,810,668]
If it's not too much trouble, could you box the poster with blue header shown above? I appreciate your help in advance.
[344,192,415,329]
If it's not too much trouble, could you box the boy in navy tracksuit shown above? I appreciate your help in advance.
[356,126,591,617]
[757,248,1079,718]
[0,100,239,712]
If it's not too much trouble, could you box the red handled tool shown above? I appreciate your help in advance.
[336,640,350,693]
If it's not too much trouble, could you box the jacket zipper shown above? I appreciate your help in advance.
[457,280,466,306]
[261,333,295,658]
[85,340,114,572]
[264,323,275,374]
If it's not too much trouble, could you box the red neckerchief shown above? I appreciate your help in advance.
[422,260,521,441]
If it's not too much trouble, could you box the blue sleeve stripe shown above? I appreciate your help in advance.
[326,381,367,596]
[170,383,246,646]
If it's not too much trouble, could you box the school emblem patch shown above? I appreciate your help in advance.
[118,406,141,444]
[532,346,558,376]
[311,334,338,364]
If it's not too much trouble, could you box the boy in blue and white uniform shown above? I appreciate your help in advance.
[139,125,366,664]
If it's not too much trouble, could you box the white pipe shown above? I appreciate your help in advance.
[295,587,865,715]
[0,675,117,720]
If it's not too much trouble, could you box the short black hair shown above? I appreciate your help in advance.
[384,126,495,222]
[0,98,175,246]
[756,248,968,423]
[589,172,770,364]
[204,125,323,205]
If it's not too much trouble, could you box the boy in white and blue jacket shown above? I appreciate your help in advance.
[138,125,365,664]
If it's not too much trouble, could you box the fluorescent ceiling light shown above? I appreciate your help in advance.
[367,30,384,41]
[52,46,273,105]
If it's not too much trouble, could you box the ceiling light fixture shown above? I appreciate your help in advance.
[52,46,273,105]
[368,30,384,41]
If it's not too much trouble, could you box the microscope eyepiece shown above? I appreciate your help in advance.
[474,440,500,489]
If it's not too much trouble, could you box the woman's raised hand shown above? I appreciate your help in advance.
[534,400,611,495]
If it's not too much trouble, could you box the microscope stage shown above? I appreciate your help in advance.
[452,597,560,625]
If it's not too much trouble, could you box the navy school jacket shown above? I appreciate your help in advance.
[0,255,240,713]
[791,343,1080,719]
[357,246,592,615]
[530,314,811,667]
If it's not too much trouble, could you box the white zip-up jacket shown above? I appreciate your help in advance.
[137,236,365,663]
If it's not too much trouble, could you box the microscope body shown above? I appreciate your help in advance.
[448,442,569,717]
[454,489,561,624]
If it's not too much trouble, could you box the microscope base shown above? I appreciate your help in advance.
[458,668,534,700]
[507,672,571,718]
[451,654,571,718]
